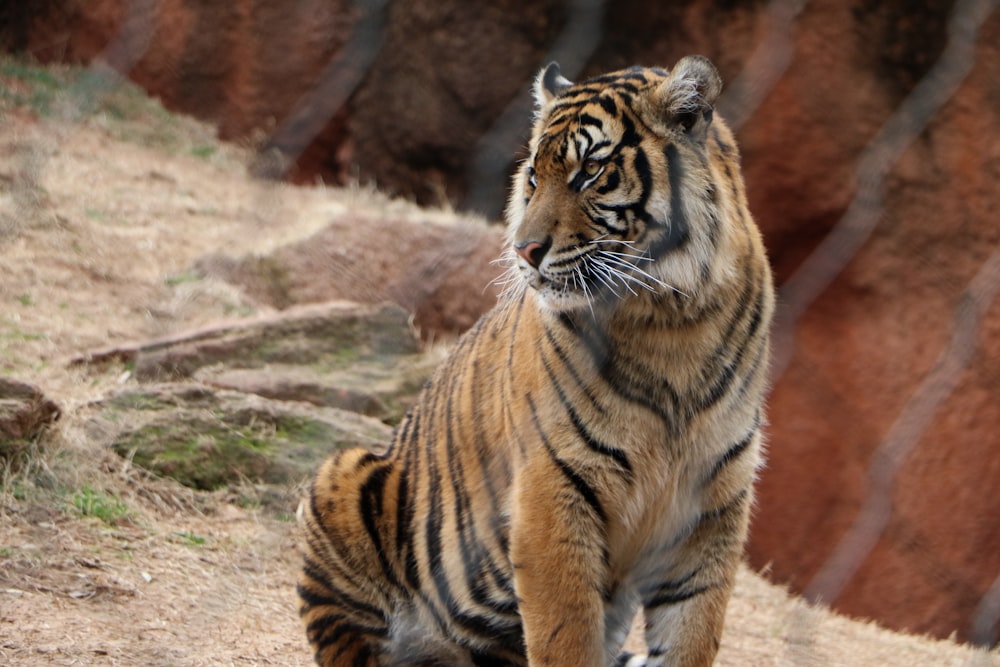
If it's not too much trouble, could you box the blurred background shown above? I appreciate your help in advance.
[2,0,998,648]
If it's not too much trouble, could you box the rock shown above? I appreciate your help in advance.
[134,301,420,382]
[75,301,438,491]
[0,378,60,462]
[98,383,392,490]
[198,213,507,340]
[74,301,421,381]
[193,353,441,425]
[122,300,435,424]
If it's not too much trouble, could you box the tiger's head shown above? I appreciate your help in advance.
[505,56,734,314]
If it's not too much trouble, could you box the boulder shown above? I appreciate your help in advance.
[198,213,507,340]
[96,383,391,490]
[75,300,435,425]
[0,377,60,463]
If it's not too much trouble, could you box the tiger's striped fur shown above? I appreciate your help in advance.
[298,55,774,667]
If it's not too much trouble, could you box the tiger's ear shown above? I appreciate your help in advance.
[534,62,572,109]
[646,55,722,138]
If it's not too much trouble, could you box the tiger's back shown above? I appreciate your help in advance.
[298,56,774,667]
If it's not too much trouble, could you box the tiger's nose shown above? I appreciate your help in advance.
[514,238,551,269]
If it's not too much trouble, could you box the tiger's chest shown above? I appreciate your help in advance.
[609,415,748,562]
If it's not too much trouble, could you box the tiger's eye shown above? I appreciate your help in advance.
[583,159,601,176]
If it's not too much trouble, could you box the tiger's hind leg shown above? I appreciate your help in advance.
[633,491,752,666]
[298,447,399,666]
[298,558,389,666]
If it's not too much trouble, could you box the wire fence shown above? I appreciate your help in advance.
[3,0,999,661]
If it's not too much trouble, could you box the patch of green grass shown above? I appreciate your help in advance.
[71,486,129,525]
[0,547,13,558]
[0,328,46,342]
[0,60,63,88]
[16,294,33,306]
[235,494,263,510]
[0,54,232,163]
[190,145,216,159]
[164,271,201,287]
[0,59,67,116]
[172,531,207,546]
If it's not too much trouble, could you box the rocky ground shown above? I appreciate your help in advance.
[0,57,996,667]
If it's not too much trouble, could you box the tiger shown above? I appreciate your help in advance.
[297,55,775,667]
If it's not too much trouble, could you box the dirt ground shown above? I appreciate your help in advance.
[0,61,996,667]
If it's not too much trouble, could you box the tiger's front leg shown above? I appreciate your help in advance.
[510,460,609,667]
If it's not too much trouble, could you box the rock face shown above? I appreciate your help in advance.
[5,0,1000,645]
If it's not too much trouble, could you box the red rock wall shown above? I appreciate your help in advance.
[4,0,999,646]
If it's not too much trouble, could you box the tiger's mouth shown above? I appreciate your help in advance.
[518,238,671,310]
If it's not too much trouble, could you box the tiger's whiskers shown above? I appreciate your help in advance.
[586,239,689,298]
[490,250,525,301]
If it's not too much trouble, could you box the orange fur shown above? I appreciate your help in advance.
[298,56,774,667]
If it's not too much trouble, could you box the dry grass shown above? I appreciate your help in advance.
[0,56,996,666]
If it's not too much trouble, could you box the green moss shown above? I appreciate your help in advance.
[112,415,277,491]
[273,415,339,446]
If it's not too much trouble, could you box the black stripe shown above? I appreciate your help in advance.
[297,577,385,626]
[443,367,517,625]
[639,568,699,600]
[359,463,404,592]
[613,652,636,666]
[400,410,422,590]
[595,168,620,195]
[471,648,523,667]
[618,111,641,148]
[633,146,652,202]
[596,95,618,116]
[542,325,606,417]
[539,349,632,476]
[576,112,604,130]
[645,584,710,609]
[712,125,733,155]
[650,143,690,255]
[353,644,375,667]
[552,314,684,433]
[526,393,606,523]
[694,284,765,411]
[697,489,750,526]
[505,291,526,372]
[704,428,757,486]
[469,358,512,557]
[422,371,515,641]
[309,614,388,650]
